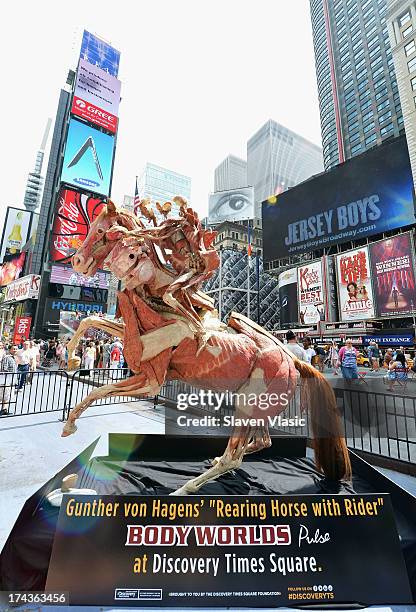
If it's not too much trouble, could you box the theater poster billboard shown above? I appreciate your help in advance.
[50,189,106,264]
[278,267,298,326]
[369,233,416,317]
[336,247,375,321]
[262,135,415,261]
[297,261,324,325]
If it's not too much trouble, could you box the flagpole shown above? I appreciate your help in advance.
[247,218,250,319]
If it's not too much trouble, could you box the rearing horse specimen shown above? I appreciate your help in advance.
[62,199,351,495]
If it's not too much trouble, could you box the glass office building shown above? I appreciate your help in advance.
[138,163,191,212]
[310,0,405,170]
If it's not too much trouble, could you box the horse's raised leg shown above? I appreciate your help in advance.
[171,422,253,496]
[61,371,159,436]
[66,317,126,369]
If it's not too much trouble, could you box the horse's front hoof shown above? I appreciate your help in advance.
[170,486,190,496]
[61,422,77,437]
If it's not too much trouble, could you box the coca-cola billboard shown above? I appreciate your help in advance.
[50,188,106,264]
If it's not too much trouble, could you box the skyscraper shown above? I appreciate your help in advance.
[214,155,248,191]
[23,119,52,213]
[138,163,191,222]
[310,0,405,171]
[387,0,416,187]
[247,120,323,218]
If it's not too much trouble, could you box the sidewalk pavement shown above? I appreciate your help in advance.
[0,400,165,550]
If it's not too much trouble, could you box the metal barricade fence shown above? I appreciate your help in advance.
[0,370,70,418]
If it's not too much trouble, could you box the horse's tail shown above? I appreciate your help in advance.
[292,358,351,481]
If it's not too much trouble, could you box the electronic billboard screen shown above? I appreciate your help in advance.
[61,119,115,197]
[262,136,415,260]
[80,30,120,77]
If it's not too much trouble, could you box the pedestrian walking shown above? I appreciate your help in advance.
[285,330,308,361]
[338,339,358,383]
[329,341,339,375]
[102,340,111,369]
[0,345,17,415]
[110,343,122,379]
[15,340,32,390]
[84,341,96,370]
[302,337,316,365]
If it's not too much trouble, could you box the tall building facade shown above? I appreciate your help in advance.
[310,0,405,170]
[214,155,247,191]
[387,0,416,186]
[247,120,323,219]
[138,163,191,223]
[23,119,52,213]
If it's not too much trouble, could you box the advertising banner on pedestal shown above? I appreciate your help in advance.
[46,494,412,607]
[13,316,32,345]
[369,233,416,317]
[297,261,324,325]
[278,268,298,326]
[336,246,375,321]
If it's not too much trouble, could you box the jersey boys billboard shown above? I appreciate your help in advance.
[336,246,375,321]
[50,189,106,264]
[297,261,324,325]
[262,136,415,260]
[369,233,416,317]
[61,119,115,196]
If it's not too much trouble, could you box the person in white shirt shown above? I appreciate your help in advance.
[285,330,308,362]
[15,340,32,390]
[302,337,316,365]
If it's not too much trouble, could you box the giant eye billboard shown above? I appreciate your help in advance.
[61,119,115,197]
[208,187,254,223]
[262,136,415,261]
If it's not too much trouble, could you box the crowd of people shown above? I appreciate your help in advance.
[285,331,413,389]
[0,335,126,416]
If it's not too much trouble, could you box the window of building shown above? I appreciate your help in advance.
[352,39,362,52]
[372,66,384,79]
[355,57,366,71]
[374,77,386,89]
[350,131,361,143]
[365,15,376,29]
[358,78,369,90]
[356,68,368,81]
[377,99,390,111]
[347,110,358,122]
[348,121,359,132]
[339,42,349,55]
[341,61,352,73]
[363,121,375,133]
[344,79,354,92]
[362,110,373,122]
[360,89,371,101]
[366,25,378,38]
[398,115,404,125]
[379,110,392,123]
[346,100,357,111]
[365,133,377,146]
[408,56,416,73]
[368,35,379,49]
[399,11,411,28]
[402,24,413,38]
[370,56,383,69]
[375,87,388,100]
[411,76,416,90]
[380,123,394,136]
[369,45,381,58]
[361,98,372,111]
[405,40,416,56]
[351,143,363,155]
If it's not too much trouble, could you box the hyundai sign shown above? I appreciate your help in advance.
[61,119,115,197]
[262,136,415,260]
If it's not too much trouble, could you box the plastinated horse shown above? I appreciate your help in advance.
[62,200,351,495]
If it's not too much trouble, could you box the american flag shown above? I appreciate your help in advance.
[133,176,141,216]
